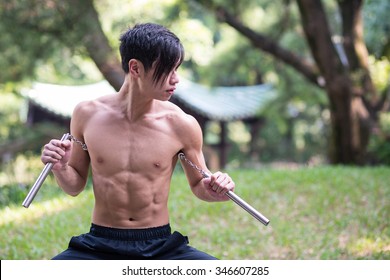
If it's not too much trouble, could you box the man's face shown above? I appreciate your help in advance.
[141,63,180,101]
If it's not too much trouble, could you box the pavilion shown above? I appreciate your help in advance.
[22,78,276,168]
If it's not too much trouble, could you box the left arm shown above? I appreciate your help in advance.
[178,114,235,202]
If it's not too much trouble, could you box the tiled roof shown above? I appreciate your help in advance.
[22,78,276,121]
[22,81,114,117]
[174,78,276,121]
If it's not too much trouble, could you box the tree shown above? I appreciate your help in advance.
[0,0,124,90]
[191,0,389,164]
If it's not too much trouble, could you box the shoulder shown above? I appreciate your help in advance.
[72,94,116,118]
[162,101,203,147]
[163,101,200,130]
[71,94,117,133]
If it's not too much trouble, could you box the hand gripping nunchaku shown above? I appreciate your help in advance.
[178,153,270,226]
[22,133,71,208]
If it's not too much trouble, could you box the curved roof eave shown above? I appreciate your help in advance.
[22,78,277,121]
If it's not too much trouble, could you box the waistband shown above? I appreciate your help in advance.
[89,223,172,241]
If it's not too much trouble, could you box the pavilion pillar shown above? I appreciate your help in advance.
[246,117,265,160]
[219,121,227,168]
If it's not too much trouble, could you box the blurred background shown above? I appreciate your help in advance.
[0,0,389,259]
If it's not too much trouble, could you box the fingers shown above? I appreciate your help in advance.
[208,171,235,195]
[41,139,71,164]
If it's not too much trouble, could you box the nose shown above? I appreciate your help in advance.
[170,71,179,85]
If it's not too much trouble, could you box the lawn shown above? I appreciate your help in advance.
[0,166,389,259]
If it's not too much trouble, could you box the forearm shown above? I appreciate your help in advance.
[52,164,87,196]
[191,182,214,202]
[190,179,230,202]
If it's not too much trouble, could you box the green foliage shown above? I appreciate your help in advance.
[0,0,103,84]
[368,138,390,165]
[0,184,27,208]
[0,1,62,82]
[1,167,389,259]
[363,0,390,58]
[368,56,390,92]
[368,112,390,165]
[251,67,329,163]
[0,92,25,141]
[0,154,65,207]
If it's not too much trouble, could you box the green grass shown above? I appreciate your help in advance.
[0,166,389,260]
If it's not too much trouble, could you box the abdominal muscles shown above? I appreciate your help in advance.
[90,169,171,229]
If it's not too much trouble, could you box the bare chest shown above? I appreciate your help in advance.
[83,115,181,175]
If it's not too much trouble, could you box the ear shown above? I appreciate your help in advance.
[129,59,140,77]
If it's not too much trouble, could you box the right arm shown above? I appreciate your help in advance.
[41,102,91,196]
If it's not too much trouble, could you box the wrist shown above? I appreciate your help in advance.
[52,162,69,172]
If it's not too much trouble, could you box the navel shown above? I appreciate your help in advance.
[154,162,161,168]
[128,217,134,222]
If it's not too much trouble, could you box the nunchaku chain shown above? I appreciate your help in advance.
[178,153,209,178]
[68,134,88,151]
[178,152,270,226]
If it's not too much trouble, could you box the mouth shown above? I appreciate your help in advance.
[166,88,176,95]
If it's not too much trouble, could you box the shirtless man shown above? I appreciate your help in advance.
[41,23,235,260]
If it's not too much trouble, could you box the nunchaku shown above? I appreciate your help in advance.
[22,133,71,208]
[22,133,270,226]
[178,153,270,226]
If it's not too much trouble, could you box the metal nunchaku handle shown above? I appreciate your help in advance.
[22,133,70,208]
[225,191,270,226]
[178,153,270,226]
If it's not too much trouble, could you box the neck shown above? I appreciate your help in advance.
[117,76,154,122]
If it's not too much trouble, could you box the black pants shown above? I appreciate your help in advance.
[52,224,217,260]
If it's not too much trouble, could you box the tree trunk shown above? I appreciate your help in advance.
[327,86,371,164]
[69,0,124,91]
[297,0,371,164]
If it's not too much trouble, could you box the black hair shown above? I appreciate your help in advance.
[119,23,185,84]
